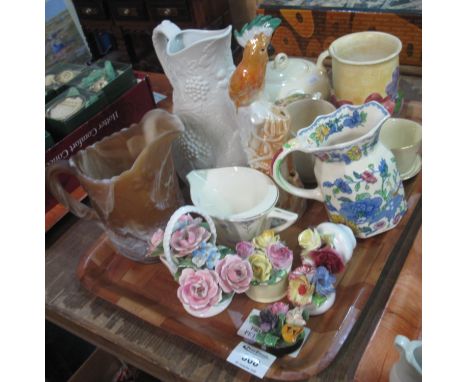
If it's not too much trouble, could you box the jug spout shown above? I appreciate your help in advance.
[135,110,185,205]
[391,335,422,382]
[152,20,182,85]
[186,169,207,194]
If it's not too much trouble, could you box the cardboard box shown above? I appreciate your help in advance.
[45,87,108,140]
[45,73,156,216]
[70,60,137,104]
[45,62,88,103]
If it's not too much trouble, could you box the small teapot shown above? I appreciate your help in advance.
[264,53,331,103]
[390,335,422,382]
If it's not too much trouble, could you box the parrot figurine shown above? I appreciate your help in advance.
[229,32,270,109]
[229,15,282,109]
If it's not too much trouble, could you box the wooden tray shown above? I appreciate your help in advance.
[77,173,421,381]
[354,227,422,381]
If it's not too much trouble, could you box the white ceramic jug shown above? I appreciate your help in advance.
[187,167,298,247]
[390,335,422,382]
[153,20,248,179]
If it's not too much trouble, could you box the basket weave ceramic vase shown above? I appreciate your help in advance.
[162,205,234,318]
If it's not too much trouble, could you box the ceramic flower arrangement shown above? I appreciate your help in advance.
[287,222,356,315]
[249,302,309,356]
[150,206,254,318]
[235,230,293,303]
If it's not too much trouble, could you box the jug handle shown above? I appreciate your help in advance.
[267,207,298,233]
[271,138,324,202]
[273,53,289,70]
[316,49,330,75]
[46,160,99,220]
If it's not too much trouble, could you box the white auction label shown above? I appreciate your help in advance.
[227,341,276,378]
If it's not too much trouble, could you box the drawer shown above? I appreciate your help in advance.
[108,0,148,21]
[147,0,191,22]
[74,0,109,20]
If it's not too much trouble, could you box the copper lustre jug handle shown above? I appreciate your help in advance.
[46,160,99,220]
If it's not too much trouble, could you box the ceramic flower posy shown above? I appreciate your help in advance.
[287,224,355,314]
[148,213,253,315]
[236,229,293,286]
[249,302,309,354]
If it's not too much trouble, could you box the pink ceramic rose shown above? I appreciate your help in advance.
[266,242,293,270]
[215,255,253,294]
[289,263,316,280]
[177,268,222,312]
[269,301,289,315]
[148,228,164,252]
[175,214,202,229]
[235,241,255,259]
[170,224,211,257]
[145,228,165,257]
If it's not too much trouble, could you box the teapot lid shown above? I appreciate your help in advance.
[266,53,314,83]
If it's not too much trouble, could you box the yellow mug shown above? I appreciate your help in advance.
[317,31,402,113]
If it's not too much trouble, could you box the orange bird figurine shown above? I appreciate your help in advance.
[229,32,270,109]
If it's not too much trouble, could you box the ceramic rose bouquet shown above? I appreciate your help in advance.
[287,223,356,315]
[248,302,309,356]
[235,230,293,303]
[149,207,253,318]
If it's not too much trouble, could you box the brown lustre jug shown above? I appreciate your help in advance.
[46,109,185,263]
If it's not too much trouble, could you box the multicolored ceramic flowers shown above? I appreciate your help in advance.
[287,223,356,315]
[149,212,253,316]
[249,302,309,355]
[236,229,293,286]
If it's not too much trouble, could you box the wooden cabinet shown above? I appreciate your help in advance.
[75,1,109,20]
[72,0,231,71]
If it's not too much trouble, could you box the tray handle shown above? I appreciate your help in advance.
[162,206,217,275]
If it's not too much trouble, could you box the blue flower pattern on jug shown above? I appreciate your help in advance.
[339,197,383,225]
[307,108,367,147]
[323,157,407,236]
[343,110,363,128]
[378,158,388,177]
[323,179,353,194]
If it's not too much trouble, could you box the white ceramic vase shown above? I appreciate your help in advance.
[304,292,335,316]
[182,293,234,318]
[316,222,356,263]
[245,274,289,304]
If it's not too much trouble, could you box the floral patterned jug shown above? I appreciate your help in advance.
[272,101,407,238]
